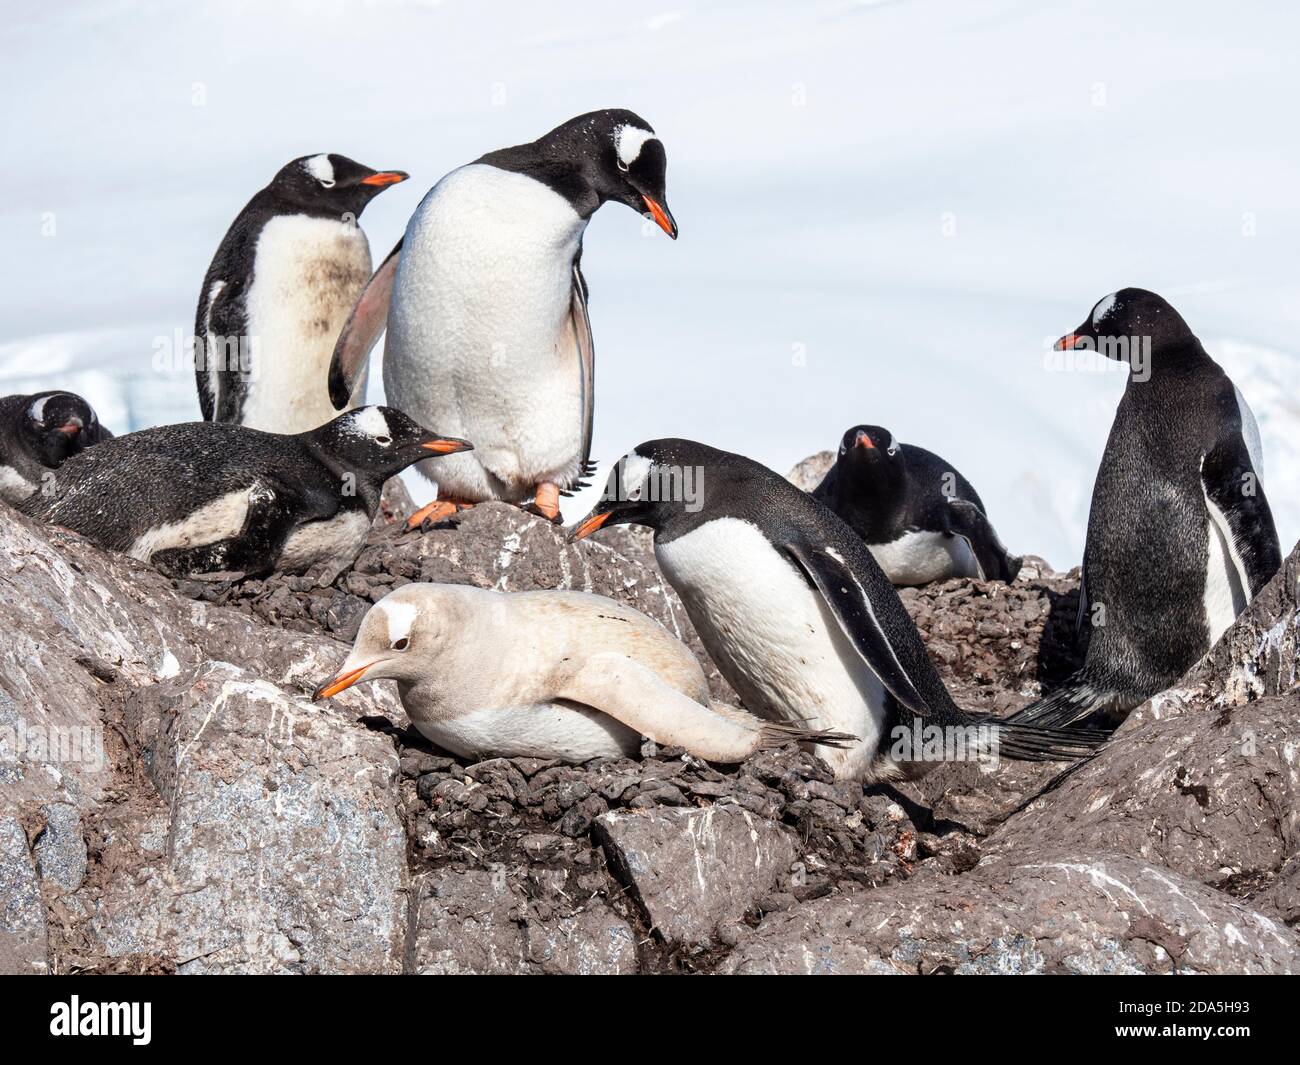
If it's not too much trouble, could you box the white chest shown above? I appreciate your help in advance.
[655,517,888,777]
[412,702,640,762]
[277,509,372,573]
[0,464,36,505]
[240,214,373,433]
[868,528,980,585]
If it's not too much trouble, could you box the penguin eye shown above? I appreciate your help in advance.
[375,436,392,446]
[616,159,630,173]
[320,178,336,189]
[392,637,409,651]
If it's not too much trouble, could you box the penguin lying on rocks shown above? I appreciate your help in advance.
[19,406,469,582]
[812,424,1021,585]
[569,438,1106,781]
[313,583,851,764]
[0,390,112,505]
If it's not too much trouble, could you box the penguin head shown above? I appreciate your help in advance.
[1055,288,1195,364]
[20,391,106,468]
[835,424,905,490]
[306,406,472,482]
[539,110,677,238]
[268,154,409,220]
[569,438,724,541]
[312,583,476,699]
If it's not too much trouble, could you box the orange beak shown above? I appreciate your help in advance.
[421,436,473,454]
[360,170,409,187]
[1055,333,1087,351]
[568,510,612,541]
[855,434,874,449]
[312,663,372,701]
[55,421,83,437]
[641,195,678,239]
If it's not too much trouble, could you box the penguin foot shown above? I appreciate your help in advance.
[522,483,563,524]
[407,499,473,530]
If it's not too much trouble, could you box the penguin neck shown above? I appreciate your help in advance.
[1127,337,1212,389]
[301,440,386,516]
[477,145,602,219]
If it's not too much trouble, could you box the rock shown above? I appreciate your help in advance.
[719,850,1300,974]
[409,868,637,975]
[0,817,47,974]
[33,802,87,895]
[594,805,797,946]
[785,451,835,492]
[89,661,408,974]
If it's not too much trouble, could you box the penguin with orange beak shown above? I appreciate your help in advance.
[329,110,677,529]
[0,389,112,505]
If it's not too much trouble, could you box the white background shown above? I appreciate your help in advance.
[2,0,1296,567]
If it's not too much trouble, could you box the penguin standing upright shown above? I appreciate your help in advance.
[329,110,677,527]
[20,406,469,581]
[569,439,1103,782]
[1008,288,1282,728]
[812,424,1021,585]
[0,390,112,504]
[195,154,408,433]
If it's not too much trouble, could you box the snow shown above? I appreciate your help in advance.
[1,0,1296,568]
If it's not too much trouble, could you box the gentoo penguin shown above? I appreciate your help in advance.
[313,583,850,763]
[0,390,112,505]
[1007,289,1282,729]
[195,154,408,433]
[812,424,1022,585]
[328,109,677,527]
[568,439,1104,781]
[20,406,468,581]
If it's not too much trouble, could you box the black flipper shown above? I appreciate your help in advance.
[782,539,1107,760]
[945,498,1021,582]
[149,482,298,579]
[329,238,403,410]
[569,257,595,486]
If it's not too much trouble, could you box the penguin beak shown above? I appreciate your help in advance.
[55,420,84,437]
[568,508,613,541]
[641,196,678,239]
[854,431,875,449]
[312,662,375,701]
[1055,326,1093,351]
[420,435,473,455]
[360,170,409,187]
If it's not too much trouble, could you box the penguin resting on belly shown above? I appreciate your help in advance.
[569,439,1105,782]
[1007,288,1281,729]
[328,109,677,528]
[0,390,112,505]
[195,153,408,433]
[19,406,468,582]
[812,424,1021,585]
[313,583,851,764]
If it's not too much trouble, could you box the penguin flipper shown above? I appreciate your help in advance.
[552,652,844,763]
[329,238,403,411]
[566,258,595,479]
[780,540,933,717]
[200,278,249,423]
[1201,431,1282,598]
[945,498,1021,582]
[149,481,298,579]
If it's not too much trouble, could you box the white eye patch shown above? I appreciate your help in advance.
[614,125,656,167]
[380,599,418,646]
[886,433,899,455]
[304,153,335,185]
[1092,292,1118,326]
[620,450,653,500]
[350,406,390,439]
[28,395,52,421]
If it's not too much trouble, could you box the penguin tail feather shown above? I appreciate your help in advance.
[1004,679,1118,730]
[758,720,858,751]
[986,718,1109,762]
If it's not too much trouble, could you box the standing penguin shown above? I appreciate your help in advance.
[1008,288,1281,729]
[20,406,469,581]
[569,439,1103,782]
[195,154,408,433]
[329,110,677,527]
[0,390,112,504]
[812,424,1021,585]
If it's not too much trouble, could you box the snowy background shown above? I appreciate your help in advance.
[2,0,1296,568]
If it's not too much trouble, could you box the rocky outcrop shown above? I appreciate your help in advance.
[3,490,1299,975]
